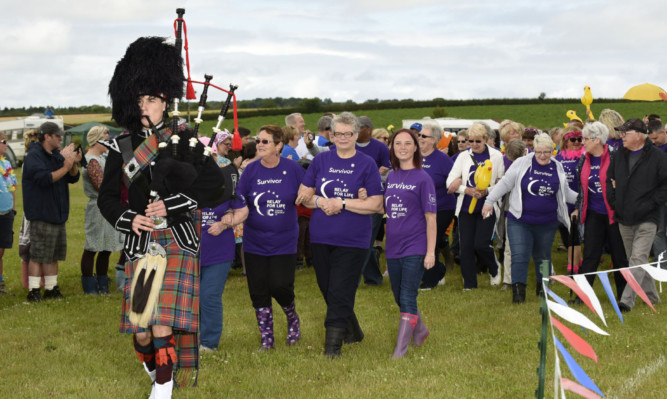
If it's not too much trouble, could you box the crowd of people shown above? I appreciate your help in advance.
[3,63,667,397]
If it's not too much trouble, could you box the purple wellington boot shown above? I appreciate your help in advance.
[392,313,418,358]
[412,310,429,347]
[282,301,301,345]
[254,307,274,351]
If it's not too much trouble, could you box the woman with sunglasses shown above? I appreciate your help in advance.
[384,129,436,357]
[296,112,383,358]
[372,128,390,146]
[418,122,456,283]
[236,125,306,351]
[482,134,577,303]
[554,127,585,274]
[446,122,504,290]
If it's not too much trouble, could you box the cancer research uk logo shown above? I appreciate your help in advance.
[252,173,288,217]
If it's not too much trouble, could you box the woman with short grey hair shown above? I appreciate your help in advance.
[483,134,577,303]
[296,111,383,358]
[570,121,628,303]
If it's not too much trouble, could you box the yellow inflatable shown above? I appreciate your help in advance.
[469,159,493,214]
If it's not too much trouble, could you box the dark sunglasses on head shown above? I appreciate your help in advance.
[569,137,582,143]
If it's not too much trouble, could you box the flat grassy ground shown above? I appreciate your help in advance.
[1,111,665,398]
[19,100,667,135]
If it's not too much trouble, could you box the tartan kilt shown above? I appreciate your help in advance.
[119,211,202,378]
[120,228,200,333]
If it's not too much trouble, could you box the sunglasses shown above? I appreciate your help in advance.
[468,140,483,144]
[569,137,582,143]
[256,139,274,145]
[0,140,6,144]
[418,134,433,139]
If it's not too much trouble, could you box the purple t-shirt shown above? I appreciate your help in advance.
[554,153,580,213]
[606,138,623,152]
[587,156,607,215]
[385,169,437,259]
[303,149,383,249]
[503,155,513,172]
[510,157,560,225]
[236,158,305,256]
[658,142,667,152]
[421,150,456,211]
[356,138,390,169]
[201,198,246,266]
[461,149,490,214]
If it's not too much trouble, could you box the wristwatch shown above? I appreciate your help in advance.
[342,198,346,210]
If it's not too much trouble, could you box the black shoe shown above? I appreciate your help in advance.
[43,285,65,300]
[27,288,42,302]
[619,303,631,313]
[295,257,304,271]
[512,283,526,304]
[324,326,346,359]
[536,284,544,297]
[568,297,583,306]
[343,314,364,344]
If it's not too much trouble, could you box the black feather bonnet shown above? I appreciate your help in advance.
[108,37,184,133]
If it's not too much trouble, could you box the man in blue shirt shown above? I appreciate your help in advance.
[22,122,81,301]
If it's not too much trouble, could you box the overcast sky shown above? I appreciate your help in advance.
[3,0,667,108]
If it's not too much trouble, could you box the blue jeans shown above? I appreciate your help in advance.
[387,255,425,314]
[200,261,232,349]
[507,219,558,285]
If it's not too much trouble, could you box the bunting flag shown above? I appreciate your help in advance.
[561,378,604,399]
[547,300,608,336]
[550,275,599,318]
[641,264,667,282]
[546,287,569,307]
[573,275,607,326]
[619,269,657,312]
[597,273,623,324]
[551,317,598,364]
[554,337,605,397]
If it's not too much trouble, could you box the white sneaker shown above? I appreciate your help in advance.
[437,277,445,286]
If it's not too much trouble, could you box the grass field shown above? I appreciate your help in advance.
[17,101,667,136]
[0,124,665,398]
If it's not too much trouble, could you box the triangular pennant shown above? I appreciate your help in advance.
[554,337,605,397]
[547,300,608,336]
[547,287,569,307]
[561,378,604,399]
[598,272,623,324]
[550,275,599,317]
[551,316,599,363]
[641,264,667,282]
[619,269,657,312]
[573,275,607,326]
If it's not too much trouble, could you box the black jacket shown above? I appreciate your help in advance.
[606,139,667,226]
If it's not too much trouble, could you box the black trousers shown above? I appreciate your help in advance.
[244,252,297,308]
[458,211,499,289]
[579,210,628,300]
[311,243,367,329]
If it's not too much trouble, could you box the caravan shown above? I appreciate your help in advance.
[0,115,64,164]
